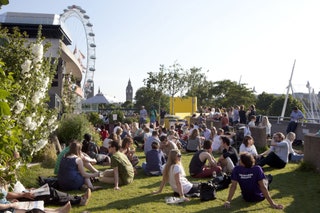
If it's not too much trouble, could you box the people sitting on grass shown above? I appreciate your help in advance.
[144,130,160,155]
[258,116,272,139]
[101,132,121,154]
[284,132,304,162]
[121,137,139,167]
[132,123,145,147]
[186,128,202,152]
[257,132,289,169]
[167,129,182,149]
[115,127,123,146]
[211,128,224,153]
[142,126,152,149]
[239,135,259,160]
[218,136,239,174]
[54,140,99,176]
[99,125,109,141]
[224,152,283,210]
[152,149,200,202]
[99,141,135,190]
[0,182,71,213]
[10,181,92,207]
[189,140,222,178]
[248,115,256,127]
[58,141,102,191]
[82,133,110,165]
[142,141,166,176]
[159,135,178,160]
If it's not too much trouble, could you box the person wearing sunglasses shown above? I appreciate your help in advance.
[153,150,200,202]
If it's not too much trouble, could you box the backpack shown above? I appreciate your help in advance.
[199,182,216,201]
[211,173,232,191]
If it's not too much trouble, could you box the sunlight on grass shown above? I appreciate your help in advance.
[19,148,320,213]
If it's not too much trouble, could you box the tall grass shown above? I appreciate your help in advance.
[19,149,320,213]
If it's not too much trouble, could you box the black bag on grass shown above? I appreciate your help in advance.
[199,182,216,201]
[215,174,231,191]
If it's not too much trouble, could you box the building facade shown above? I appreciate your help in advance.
[0,12,84,114]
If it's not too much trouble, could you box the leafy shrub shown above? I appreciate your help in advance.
[123,116,139,124]
[0,27,58,184]
[108,110,125,124]
[55,113,100,145]
[86,112,104,127]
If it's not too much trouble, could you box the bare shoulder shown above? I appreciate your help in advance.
[199,151,212,159]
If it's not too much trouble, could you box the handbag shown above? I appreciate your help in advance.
[199,182,216,201]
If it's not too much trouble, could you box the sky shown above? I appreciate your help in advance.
[1,0,320,102]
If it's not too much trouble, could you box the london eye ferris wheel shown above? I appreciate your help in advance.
[59,5,96,99]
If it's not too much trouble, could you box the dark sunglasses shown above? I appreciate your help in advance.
[177,154,182,157]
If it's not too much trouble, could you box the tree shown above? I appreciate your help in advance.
[0,0,9,8]
[121,101,134,109]
[134,87,169,114]
[256,92,277,115]
[143,62,186,114]
[143,67,167,119]
[165,62,187,113]
[209,80,256,108]
[269,95,304,117]
[184,67,208,97]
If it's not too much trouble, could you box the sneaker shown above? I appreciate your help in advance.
[266,174,273,190]
[165,196,184,204]
[80,188,91,206]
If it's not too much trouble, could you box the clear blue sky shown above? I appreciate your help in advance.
[1,0,320,102]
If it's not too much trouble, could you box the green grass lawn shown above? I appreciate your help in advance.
[19,149,320,213]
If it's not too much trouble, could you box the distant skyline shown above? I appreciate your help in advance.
[1,0,320,102]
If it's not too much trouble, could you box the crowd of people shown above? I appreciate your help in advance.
[1,105,305,212]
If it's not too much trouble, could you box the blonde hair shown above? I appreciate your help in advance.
[162,149,182,182]
[260,116,270,126]
[286,132,296,142]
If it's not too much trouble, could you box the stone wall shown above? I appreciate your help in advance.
[190,117,320,142]
[249,126,267,148]
[268,119,320,141]
[304,133,320,172]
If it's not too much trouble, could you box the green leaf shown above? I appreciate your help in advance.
[0,89,10,99]
[0,101,11,116]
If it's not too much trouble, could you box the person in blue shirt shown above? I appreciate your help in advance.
[142,142,166,176]
[286,106,304,134]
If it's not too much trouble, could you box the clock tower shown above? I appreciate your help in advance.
[126,79,133,102]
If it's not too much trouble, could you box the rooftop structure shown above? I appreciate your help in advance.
[0,11,84,113]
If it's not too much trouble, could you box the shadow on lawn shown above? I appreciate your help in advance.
[84,193,172,212]
[269,166,320,212]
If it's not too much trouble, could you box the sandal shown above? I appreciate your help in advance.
[80,188,91,206]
